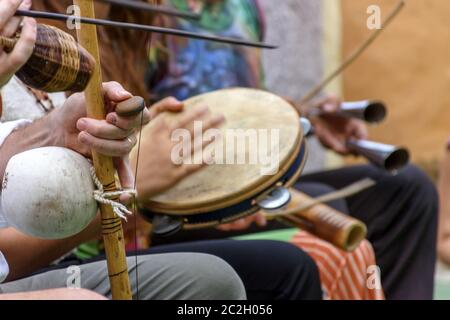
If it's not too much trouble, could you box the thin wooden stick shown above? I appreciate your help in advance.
[96,0,200,20]
[299,0,405,105]
[74,0,132,300]
[15,9,277,49]
[266,178,376,218]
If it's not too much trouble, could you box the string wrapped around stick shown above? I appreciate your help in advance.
[0,24,96,93]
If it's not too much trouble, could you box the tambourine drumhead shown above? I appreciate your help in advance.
[134,88,304,218]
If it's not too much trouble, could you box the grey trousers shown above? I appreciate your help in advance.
[0,253,246,300]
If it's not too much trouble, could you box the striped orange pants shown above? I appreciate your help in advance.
[291,231,385,300]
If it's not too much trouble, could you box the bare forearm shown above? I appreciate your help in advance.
[1,216,101,281]
[0,288,107,300]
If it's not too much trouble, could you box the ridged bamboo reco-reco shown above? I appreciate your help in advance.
[0,24,96,93]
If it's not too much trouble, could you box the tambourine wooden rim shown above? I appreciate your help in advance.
[141,139,308,229]
[181,140,308,228]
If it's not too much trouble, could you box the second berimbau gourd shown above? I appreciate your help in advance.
[0,24,95,93]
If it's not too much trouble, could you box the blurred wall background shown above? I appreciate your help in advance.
[342,0,450,176]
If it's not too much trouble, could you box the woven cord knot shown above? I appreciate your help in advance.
[90,167,137,221]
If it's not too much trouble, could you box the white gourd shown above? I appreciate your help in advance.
[1,147,98,239]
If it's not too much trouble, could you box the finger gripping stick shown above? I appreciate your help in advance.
[116,96,146,117]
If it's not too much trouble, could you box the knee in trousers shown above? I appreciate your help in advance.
[397,164,439,219]
[192,254,246,300]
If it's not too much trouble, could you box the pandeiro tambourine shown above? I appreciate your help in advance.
[134,88,308,235]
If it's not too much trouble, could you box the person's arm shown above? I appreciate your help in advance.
[0,118,104,280]
[0,288,107,300]
[304,95,369,155]
[0,82,149,281]
[1,93,224,281]
[438,143,450,265]
[133,98,225,203]
[0,218,100,281]
[0,0,36,88]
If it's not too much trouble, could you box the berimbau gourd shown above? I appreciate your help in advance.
[0,24,95,93]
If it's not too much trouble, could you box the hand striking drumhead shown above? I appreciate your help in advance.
[133,88,303,215]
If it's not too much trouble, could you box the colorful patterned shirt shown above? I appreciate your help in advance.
[147,0,266,102]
